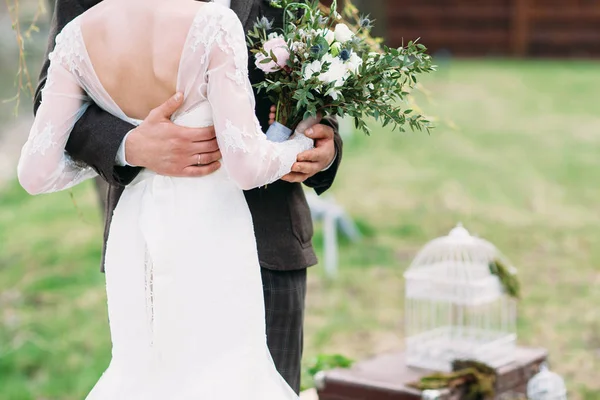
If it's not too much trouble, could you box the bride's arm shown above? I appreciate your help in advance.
[18,50,96,195]
[206,10,314,191]
[35,0,140,187]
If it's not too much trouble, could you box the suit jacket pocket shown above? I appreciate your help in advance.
[287,186,314,248]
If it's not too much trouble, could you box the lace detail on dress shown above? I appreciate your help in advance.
[47,19,85,90]
[221,120,253,154]
[189,5,252,93]
[188,6,227,61]
[220,24,249,88]
[26,122,57,155]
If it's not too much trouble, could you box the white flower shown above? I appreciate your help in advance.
[290,41,306,53]
[322,53,338,65]
[346,52,363,74]
[334,23,354,43]
[326,87,342,100]
[367,51,379,64]
[268,32,281,40]
[319,54,349,87]
[303,60,323,80]
[322,29,335,45]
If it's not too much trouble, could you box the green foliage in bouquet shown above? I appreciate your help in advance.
[408,359,497,400]
[247,0,436,134]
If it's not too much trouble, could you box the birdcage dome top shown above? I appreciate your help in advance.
[527,364,567,400]
[404,224,518,303]
[407,224,501,271]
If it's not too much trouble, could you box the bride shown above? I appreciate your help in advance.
[17,0,316,398]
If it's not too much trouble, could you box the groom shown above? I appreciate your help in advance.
[35,0,343,394]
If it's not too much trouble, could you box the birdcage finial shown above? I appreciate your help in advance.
[449,223,470,238]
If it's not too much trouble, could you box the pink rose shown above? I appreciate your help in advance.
[255,37,290,73]
[264,37,287,53]
[255,53,278,73]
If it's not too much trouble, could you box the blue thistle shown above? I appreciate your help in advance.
[359,15,374,30]
[340,49,351,61]
[255,16,274,30]
[310,44,323,54]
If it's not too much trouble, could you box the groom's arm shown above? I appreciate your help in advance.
[35,0,141,186]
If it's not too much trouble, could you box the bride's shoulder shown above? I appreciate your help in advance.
[186,2,245,48]
[48,16,85,70]
[196,2,243,29]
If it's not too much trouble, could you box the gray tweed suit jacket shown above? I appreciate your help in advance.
[34,0,343,272]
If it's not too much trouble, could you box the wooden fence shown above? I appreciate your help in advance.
[371,0,600,57]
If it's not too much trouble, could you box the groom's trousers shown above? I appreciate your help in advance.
[261,267,307,394]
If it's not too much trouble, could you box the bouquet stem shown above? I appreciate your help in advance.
[276,100,282,126]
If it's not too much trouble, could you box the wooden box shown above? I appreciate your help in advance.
[316,347,547,400]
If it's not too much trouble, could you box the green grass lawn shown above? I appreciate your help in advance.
[1,59,600,399]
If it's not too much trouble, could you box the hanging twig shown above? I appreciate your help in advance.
[4,0,47,114]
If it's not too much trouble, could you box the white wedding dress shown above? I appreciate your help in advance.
[17,3,313,399]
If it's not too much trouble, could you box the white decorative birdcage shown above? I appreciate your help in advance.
[404,224,517,372]
[527,363,567,400]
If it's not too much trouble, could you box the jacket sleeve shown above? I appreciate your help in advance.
[34,0,141,186]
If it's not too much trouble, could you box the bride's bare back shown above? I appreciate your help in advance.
[81,0,204,120]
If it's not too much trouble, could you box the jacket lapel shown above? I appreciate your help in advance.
[230,0,253,28]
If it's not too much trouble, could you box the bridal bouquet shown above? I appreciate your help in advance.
[248,0,436,137]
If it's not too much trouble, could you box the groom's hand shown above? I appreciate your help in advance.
[125,93,222,177]
[282,124,336,183]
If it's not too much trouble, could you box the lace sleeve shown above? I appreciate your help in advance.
[18,36,96,195]
[205,9,313,191]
